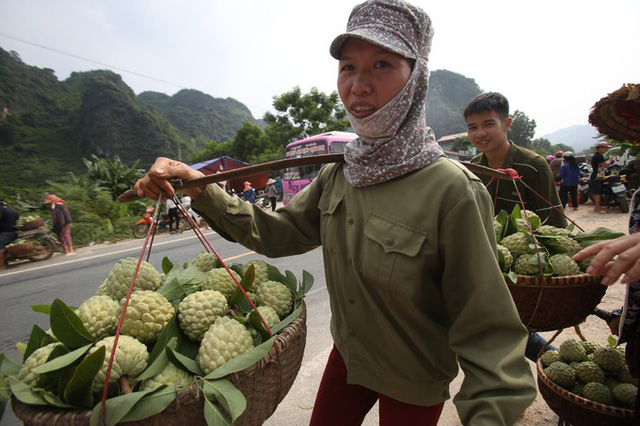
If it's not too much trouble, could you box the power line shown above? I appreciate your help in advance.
[0,31,191,90]
[0,31,270,115]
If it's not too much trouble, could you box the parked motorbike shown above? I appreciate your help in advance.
[132,206,192,239]
[578,163,592,205]
[6,226,60,263]
[601,174,629,213]
[255,195,271,210]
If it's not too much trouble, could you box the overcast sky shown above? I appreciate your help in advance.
[1,0,638,138]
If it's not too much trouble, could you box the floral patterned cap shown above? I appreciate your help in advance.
[330,0,433,61]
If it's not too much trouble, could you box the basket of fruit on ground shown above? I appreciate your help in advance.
[18,216,45,231]
[537,338,636,425]
[2,253,312,426]
[6,241,38,257]
[495,207,624,332]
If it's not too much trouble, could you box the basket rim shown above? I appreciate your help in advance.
[536,358,634,418]
[506,273,604,287]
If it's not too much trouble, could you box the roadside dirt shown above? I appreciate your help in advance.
[514,205,630,425]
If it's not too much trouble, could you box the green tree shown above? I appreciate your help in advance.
[83,154,145,199]
[263,86,350,150]
[508,110,536,148]
[233,121,272,161]
[451,136,473,154]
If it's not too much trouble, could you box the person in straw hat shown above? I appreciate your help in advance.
[44,194,74,255]
[135,1,535,423]
[265,178,278,212]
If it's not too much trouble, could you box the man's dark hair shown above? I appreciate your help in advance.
[463,92,510,121]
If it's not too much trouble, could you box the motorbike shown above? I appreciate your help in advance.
[600,174,629,213]
[578,163,592,205]
[5,226,60,263]
[255,195,272,210]
[132,206,193,239]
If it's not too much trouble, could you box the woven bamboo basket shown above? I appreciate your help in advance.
[537,359,635,425]
[506,274,606,332]
[12,304,307,426]
[20,219,44,231]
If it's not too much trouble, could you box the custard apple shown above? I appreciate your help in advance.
[99,258,161,300]
[76,295,119,340]
[604,377,622,391]
[613,383,637,408]
[545,361,576,389]
[246,306,280,330]
[186,253,220,272]
[540,350,562,367]
[536,225,572,237]
[117,291,175,343]
[575,361,605,384]
[617,366,639,386]
[493,220,502,240]
[571,382,586,397]
[515,216,539,232]
[554,236,583,257]
[549,254,581,276]
[201,268,242,300]
[583,382,614,405]
[578,256,595,273]
[18,343,60,386]
[197,316,254,374]
[256,280,293,318]
[501,233,534,257]
[592,347,625,373]
[140,362,193,390]
[581,341,604,355]
[496,244,513,272]
[243,260,271,289]
[178,290,228,341]
[89,335,149,391]
[559,339,587,362]
[514,253,545,276]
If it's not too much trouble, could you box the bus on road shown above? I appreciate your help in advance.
[282,131,357,205]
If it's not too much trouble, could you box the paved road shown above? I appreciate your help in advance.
[0,228,468,426]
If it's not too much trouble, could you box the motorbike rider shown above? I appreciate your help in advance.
[0,201,20,269]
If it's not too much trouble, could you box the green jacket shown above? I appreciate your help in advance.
[193,157,536,425]
[471,142,568,228]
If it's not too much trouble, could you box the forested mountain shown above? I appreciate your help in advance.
[0,47,257,196]
[426,69,482,139]
[139,89,262,148]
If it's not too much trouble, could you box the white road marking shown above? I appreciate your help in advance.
[0,231,255,278]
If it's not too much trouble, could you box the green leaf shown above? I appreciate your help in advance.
[0,375,9,420]
[299,270,315,298]
[272,304,303,335]
[229,265,255,306]
[573,227,625,242]
[137,337,177,382]
[203,393,233,426]
[120,385,178,422]
[8,376,48,406]
[284,270,298,295]
[166,347,203,376]
[204,336,276,380]
[30,304,52,315]
[1,353,22,376]
[157,276,186,302]
[64,346,105,408]
[161,256,174,275]
[179,265,206,287]
[89,387,157,426]
[246,310,273,342]
[176,337,200,360]
[608,335,618,347]
[148,314,182,365]
[505,271,518,284]
[33,344,92,374]
[50,299,93,349]
[202,379,246,422]
[24,325,48,362]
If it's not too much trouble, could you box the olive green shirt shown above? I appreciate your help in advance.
[193,157,536,425]
[471,142,568,228]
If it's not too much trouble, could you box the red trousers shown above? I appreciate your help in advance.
[309,346,444,426]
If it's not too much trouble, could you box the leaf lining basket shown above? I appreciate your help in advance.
[12,304,307,426]
[537,358,635,425]
[506,274,607,332]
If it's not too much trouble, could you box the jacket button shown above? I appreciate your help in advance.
[348,218,354,225]
[386,239,395,247]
